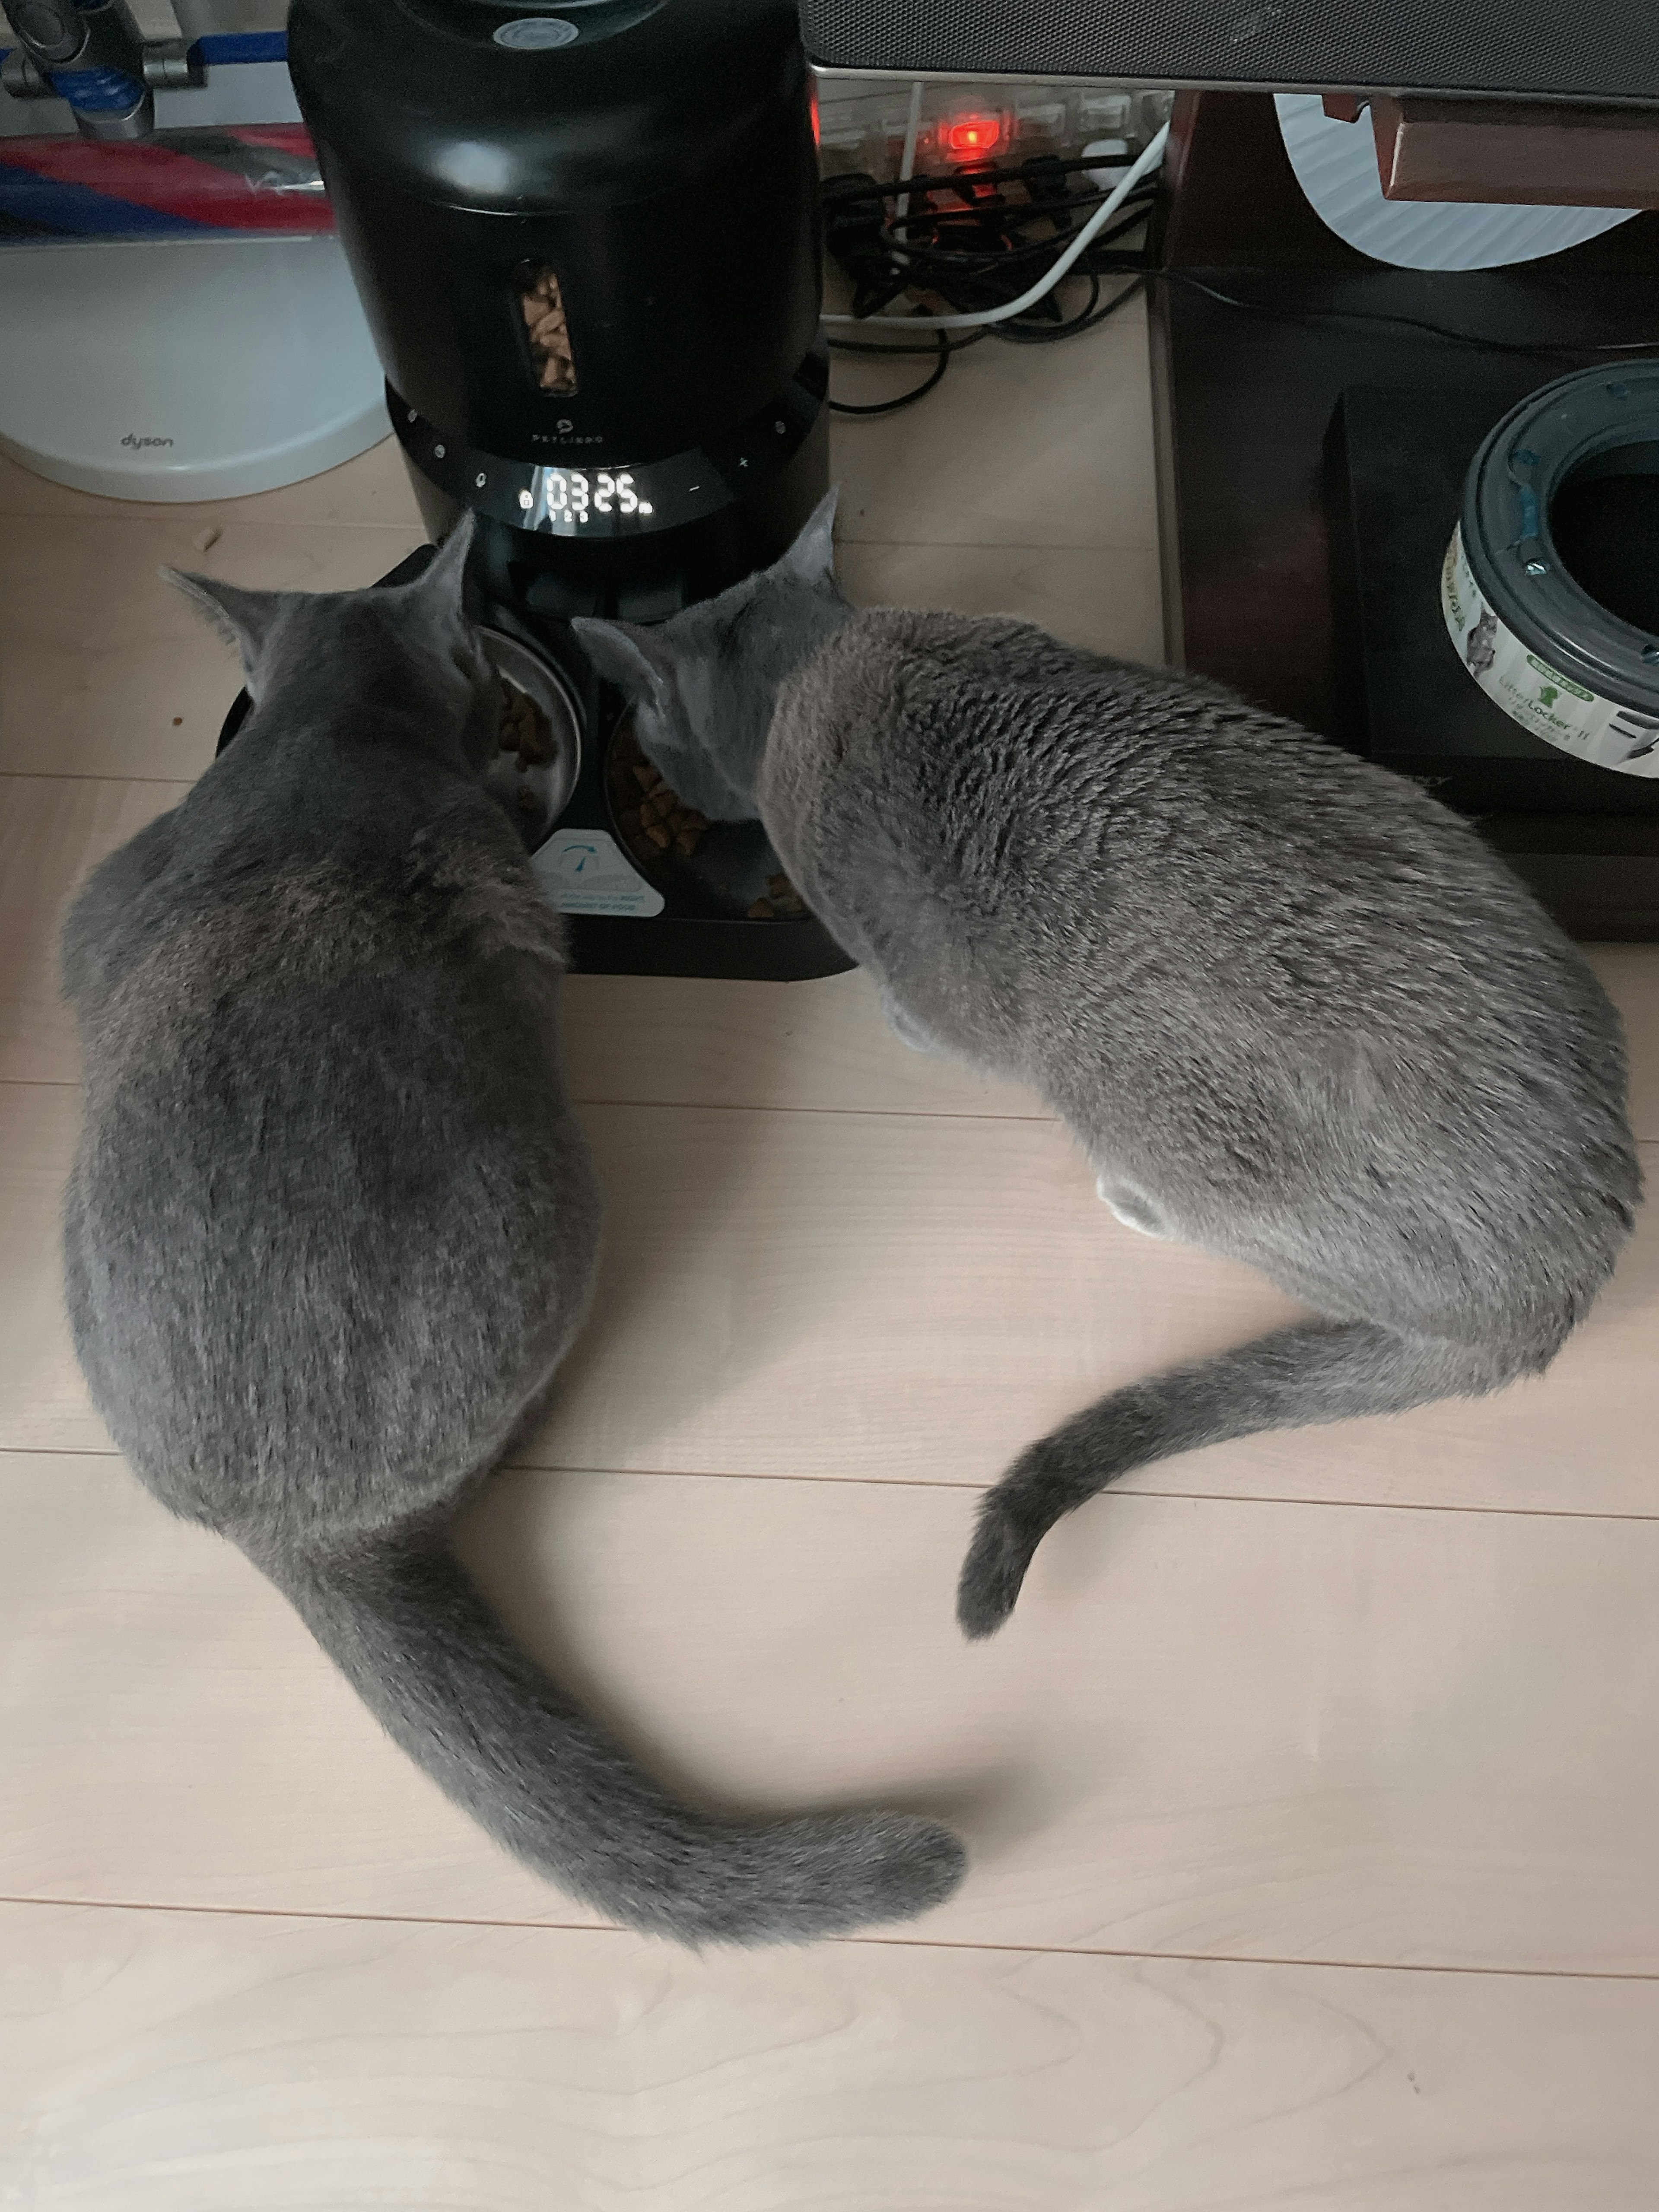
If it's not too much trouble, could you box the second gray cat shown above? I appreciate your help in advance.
[575,494,1641,1640]
[60,520,964,1943]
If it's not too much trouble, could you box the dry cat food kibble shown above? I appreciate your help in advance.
[625,756,710,858]
[748,872,807,921]
[606,721,804,915]
[490,677,560,847]
[498,677,555,770]
[515,263,577,395]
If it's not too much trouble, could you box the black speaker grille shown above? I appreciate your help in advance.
[801,0,1659,102]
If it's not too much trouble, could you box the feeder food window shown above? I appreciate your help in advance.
[515,261,577,394]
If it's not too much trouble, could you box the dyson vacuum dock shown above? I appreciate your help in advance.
[282,0,848,979]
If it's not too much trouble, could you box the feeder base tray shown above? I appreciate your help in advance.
[214,547,853,983]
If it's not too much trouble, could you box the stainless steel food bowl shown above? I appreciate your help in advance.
[478,626,583,849]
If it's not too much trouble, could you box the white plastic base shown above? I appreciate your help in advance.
[0,233,388,502]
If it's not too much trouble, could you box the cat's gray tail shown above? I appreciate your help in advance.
[262,1532,965,1944]
[958,1318,1562,1640]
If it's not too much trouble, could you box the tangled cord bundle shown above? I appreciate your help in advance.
[822,154,1161,414]
[821,151,1659,418]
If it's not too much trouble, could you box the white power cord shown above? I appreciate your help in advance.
[823,120,1168,335]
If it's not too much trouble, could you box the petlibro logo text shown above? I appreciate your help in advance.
[121,433,174,449]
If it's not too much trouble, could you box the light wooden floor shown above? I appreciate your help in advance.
[6,308,1659,2206]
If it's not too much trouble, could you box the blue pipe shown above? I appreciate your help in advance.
[49,62,143,111]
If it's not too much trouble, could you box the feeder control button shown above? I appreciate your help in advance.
[493,16,580,46]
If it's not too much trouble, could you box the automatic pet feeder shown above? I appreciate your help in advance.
[268,0,848,979]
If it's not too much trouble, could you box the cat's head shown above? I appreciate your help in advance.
[572,490,846,820]
[163,514,499,771]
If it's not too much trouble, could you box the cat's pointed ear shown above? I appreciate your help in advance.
[410,512,476,611]
[162,569,285,674]
[776,487,839,586]
[570,616,677,712]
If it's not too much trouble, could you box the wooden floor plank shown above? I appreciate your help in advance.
[0,519,424,779]
[6,1897,1659,2212]
[5,1082,1658,1519]
[837,538,1164,659]
[7,1453,1659,1974]
[0,775,187,1086]
[830,302,1157,553]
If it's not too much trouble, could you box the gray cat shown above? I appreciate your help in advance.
[574,493,1641,1641]
[59,519,965,1943]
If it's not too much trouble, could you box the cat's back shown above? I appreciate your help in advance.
[67,709,572,1224]
[766,607,1635,1285]
[771,607,1605,1040]
[769,604,1257,906]
[68,707,557,1045]
[62,715,591,1524]
[775,604,1475,896]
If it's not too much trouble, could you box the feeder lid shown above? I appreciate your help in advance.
[287,0,804,215]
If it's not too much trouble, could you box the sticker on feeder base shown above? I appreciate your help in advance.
[1442,526,1659,775]
[534,829,665,916]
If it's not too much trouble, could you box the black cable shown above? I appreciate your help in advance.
[826,327,955,415]
[994,271,1147,344]
[829,331,992,357]
[823,148,1161,400]
[824,137,1659,418]
[1153,267,1659,359]
[825,261,1145,412]
[825,151,1152,203]
[890,186,1159,257]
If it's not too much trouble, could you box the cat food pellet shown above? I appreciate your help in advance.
[634,765,703,846]
[516,264,577,395]
[747,897,776,920]
[610,723,711,862]
[192,525,220,553]
[497,677,555,769]
[515,784,539,812]
[763,871,807,917]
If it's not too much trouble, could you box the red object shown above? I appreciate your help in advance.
[0,126,332,232]
[942,111,1005,158]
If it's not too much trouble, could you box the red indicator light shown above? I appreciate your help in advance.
[943,112,1005,158]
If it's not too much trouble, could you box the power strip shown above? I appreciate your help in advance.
[815,73,1172,182]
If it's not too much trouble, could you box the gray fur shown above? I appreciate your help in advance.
[576,497,1641,1641]
[61,518,965,1942]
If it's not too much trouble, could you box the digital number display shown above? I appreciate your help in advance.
[521,468,655,531]
[397,350,822,546]
[547,469,652,521]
